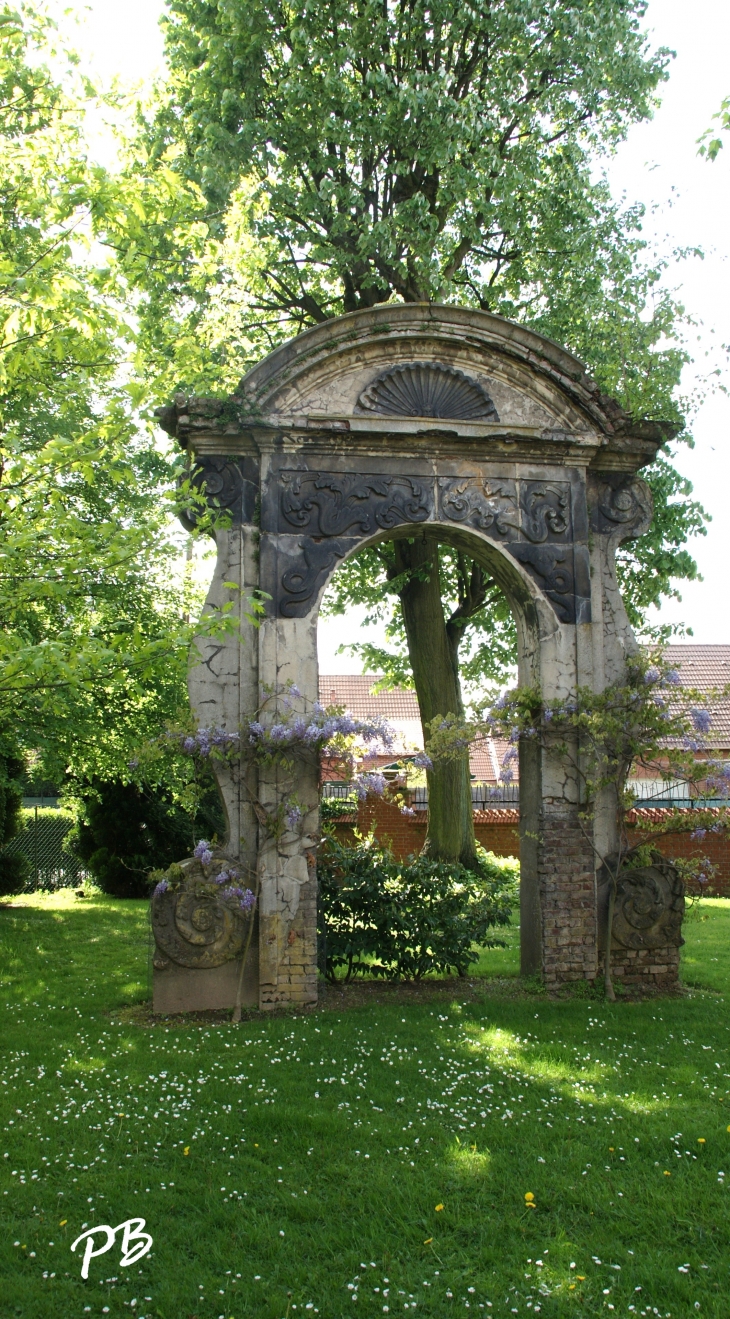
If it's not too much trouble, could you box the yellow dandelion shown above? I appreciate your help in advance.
[524,1192,535,1203]
[663,1170,671,1176]
[423,1238,433,1245]
[435,1203,444,1212]
[59,1220,67,1227]
[577,1276,586,1282]
[698,1138,706,1144]
[569,1284,576,1291]
[183,1146,190,1156]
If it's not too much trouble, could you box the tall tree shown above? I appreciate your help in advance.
[0,3,232,790]
[140,0,707,861]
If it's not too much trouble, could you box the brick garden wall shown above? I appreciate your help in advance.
[332,797,730,896]
[333,795,520,860]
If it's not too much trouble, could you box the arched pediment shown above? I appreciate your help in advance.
[233,303,621,437]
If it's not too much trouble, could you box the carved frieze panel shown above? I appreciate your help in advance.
[279,470,433,537]
[439,475,571,544]
[520,481,571,543]
[268,468,581,623]
[438,477,519,536]
[179,455,258,532]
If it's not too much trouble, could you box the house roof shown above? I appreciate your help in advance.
[663,645,730,746]
[319,675,509,781]
[319,675,420,720]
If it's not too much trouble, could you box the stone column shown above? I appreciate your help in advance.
[256,615,320,1010]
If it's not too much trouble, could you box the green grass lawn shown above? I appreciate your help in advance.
[2,893,730,1319]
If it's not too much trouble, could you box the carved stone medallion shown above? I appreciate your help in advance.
[357,362,499,421]
[599,851,685,951]
[152,860,251,969]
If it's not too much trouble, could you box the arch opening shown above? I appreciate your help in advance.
[314,520,557,976]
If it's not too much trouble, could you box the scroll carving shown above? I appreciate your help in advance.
[438,478,518,535]
[179,455,258,532]
[508,544,575,623]
[591,475,653,540]
[278,538,351,617]
[279,471,433,537]
[520,481,571,543]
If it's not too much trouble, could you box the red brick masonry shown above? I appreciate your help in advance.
[332,797,730,896]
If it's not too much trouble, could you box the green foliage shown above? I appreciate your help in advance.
[156,0,668,322]
[0,4,243,785]
[72,777,225,899]
[318,832,516,981]
[698,94,730,161]
[319,793,358,822]
[0,748,27,894]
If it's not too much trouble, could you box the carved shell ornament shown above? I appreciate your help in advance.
[357,362,499,421]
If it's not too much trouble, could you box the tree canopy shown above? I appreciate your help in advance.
[0,3,232,788]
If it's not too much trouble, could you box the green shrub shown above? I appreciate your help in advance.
[317,833,517,981]
[319,794,358,823]
[72,778,226,898]
[0,752,29,896]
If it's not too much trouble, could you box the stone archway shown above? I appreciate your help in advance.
[154,303,664,1011]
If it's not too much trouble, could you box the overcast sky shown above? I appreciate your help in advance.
[64,0,730,668]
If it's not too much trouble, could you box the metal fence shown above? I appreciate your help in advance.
[321,781,521,808]
[1,808,89,891]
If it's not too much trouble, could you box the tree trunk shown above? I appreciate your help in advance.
[394,532,478,868]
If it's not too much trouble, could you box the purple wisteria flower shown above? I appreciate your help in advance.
[286,804,303,829]
[193,839,214,866]
[412,751,433,770]
[664,669,681,686]
[644,666,661,685]
[354,772,386,799]
[239,889,256,912]
[691,708,712,734]
[543,708,553,722]
[153,879,169,897]
[178,726,239,757]
[400,805,416,818]
[691,827,707,841]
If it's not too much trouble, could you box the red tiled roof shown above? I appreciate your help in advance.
[319,675,420,719]
[663,645,730,747]
[319,675,510,781]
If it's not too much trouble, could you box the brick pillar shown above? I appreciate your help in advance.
[539,805,598,985]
